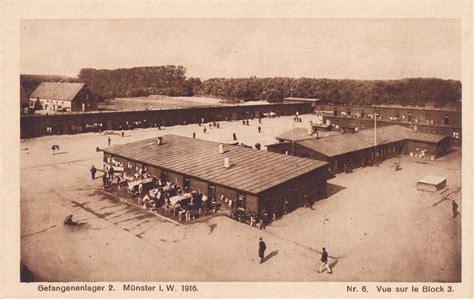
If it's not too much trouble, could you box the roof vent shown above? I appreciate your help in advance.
[224,157,231,168]
[219,144,224,154]
[157,136,163,145]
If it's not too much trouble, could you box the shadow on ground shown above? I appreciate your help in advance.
[325,183,346,198]
[262,250,279,263]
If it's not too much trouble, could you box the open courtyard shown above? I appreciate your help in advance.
[20,114,461,282]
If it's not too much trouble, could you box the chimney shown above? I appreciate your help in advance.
[157,136,163,145]
[308,121,314,135]
[224,157,231,168]
[219,144,224,154]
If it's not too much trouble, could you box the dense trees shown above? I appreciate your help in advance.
[21,66,461,108]
[194,77,461,107]
[77,66,197,99]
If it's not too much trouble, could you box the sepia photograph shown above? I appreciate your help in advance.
[1,1,472,297]
[17,17,464,284]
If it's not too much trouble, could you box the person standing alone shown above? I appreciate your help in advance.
[318,247,332,273]
[258,237,266,264]
[452,200,459,218]
[90,165,97,179]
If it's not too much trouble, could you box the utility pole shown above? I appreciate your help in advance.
[292,115,295,156]
[374,110,377,165]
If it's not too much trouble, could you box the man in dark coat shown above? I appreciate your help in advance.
[318,247,332,273]
[90,165,97,179]
[452,200,459,218]
[259,237,266,264]
[102,173,108,188]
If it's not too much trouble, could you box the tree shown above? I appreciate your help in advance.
[34,99,42,110]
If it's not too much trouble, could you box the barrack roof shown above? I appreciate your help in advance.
[102,134,328,195]
[297,125,449,158]
[30,82,86,102]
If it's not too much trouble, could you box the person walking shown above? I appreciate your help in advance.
[193,132,196,139]
[108,136,111,146]
[90,165,97,179]
[258,237,266,264]
[258,126,261,133]
[318,247,332,273]
[233,132,237,141]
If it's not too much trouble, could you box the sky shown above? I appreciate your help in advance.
[20,19,461,80]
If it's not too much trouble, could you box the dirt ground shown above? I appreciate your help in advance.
[20,114,461,282]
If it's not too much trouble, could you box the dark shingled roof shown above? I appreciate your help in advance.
[30,82,85,101]
[275,128,319,142]
[275,128,340,142]
[297,125,449,158]
[102,134,328,195]
[284,97,321,102]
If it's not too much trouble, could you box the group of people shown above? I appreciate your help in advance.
[135,177,222,222]
[139,179,182,210]
[200,121,221,134]
[228,208,277,230]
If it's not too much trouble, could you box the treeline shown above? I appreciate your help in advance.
[194,77,461,107]
[78,66,201,99]
[21,66,461,107]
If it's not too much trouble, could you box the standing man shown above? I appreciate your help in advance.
[318,247,332,273]
[452,200,459,218]
[258,237,266,264]
[193,132,196,139]
[102,173,107,189]
[90,165,97,179]
[233,132,237,141]
[108,136,111,146]
[258,126,262,133]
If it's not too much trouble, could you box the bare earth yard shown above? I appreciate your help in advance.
[20,115,461,282]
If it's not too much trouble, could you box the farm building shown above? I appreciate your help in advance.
[29,82,98,112]
[268,125,451,174]
[101,134,329,216]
